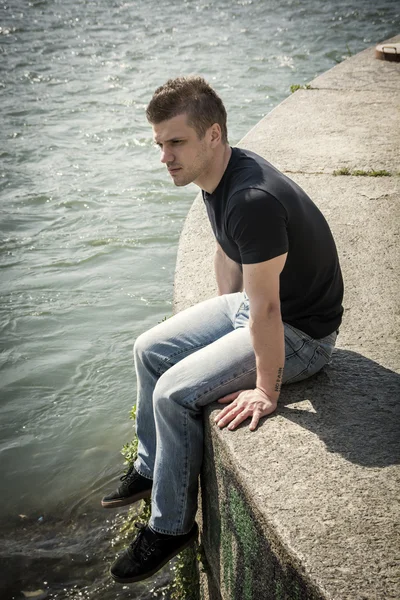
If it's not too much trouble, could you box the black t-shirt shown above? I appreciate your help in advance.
[203,147,344,339]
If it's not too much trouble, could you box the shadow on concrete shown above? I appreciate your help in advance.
[278,348,400,468]
[200,349,400,599]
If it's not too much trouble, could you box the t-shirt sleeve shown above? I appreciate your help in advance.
[226,188,288,264]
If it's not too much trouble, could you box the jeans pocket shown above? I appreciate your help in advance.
[317,344,333,361]
[284,325,335,384]
[317,331,337,361]
[234,296,250,329]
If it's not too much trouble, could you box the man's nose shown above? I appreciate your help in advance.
[160,148,173,164]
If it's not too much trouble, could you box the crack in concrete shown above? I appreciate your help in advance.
[283,170,328,175]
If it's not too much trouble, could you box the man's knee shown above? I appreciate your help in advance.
[133,323,175,379]
[153,370,175,405]
[133,327,161,367]
[133,331,149,362]
[153,368,194,412]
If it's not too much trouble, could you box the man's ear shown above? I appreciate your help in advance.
[209,123,222,146]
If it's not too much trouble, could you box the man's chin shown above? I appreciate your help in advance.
[171,175,191,187]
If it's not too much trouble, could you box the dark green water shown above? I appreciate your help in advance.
[1,0,398,597]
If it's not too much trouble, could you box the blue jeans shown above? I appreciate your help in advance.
[133,292,336,535]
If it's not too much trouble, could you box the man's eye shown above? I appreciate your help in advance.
[172,140,182,144]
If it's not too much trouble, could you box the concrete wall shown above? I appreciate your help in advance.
[174,37,400,600]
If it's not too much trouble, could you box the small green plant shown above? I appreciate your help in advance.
[159,314,172,323]
[333,167,351,176]
[334,43,354,64]
[121,405,139,466]
[346,43,353,57]
[116,499,152,546]
[352,169,392,177]
[290,83,311,93]
[333,167,392,177]
[170,542,201,600]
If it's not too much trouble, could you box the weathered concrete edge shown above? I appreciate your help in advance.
[199,415,331,600]
[173,36,400,600]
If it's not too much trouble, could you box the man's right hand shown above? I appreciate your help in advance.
[215,388,278,431]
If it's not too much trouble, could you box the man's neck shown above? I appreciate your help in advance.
[196,144,232,194]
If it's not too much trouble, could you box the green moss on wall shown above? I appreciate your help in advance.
[228,487,259,600]
[200,449,324,600]
[221,509,235,596]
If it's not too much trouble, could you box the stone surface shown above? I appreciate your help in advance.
[286,175,399,371]
[174,35,400,600]
[174,191,216,311]
[201,351,400,600]
[311,34,400,91]
[239,89,399,175]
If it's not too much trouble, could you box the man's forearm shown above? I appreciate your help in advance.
[215,306,284,431]
[214,248,243,295]
[250,307,285,402]
[215,254,287,431]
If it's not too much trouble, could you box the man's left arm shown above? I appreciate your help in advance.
[214,252,287,431]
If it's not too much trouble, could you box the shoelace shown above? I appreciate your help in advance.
[120,465,136,482]
[128,523,156,562]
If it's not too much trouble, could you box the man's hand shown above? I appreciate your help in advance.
[214,388,278,431]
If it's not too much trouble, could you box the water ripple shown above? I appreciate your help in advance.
[0,0,398,597]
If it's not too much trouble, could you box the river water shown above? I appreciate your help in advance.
[1,0,398,598]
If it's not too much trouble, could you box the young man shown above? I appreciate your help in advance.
[102,76,343,583]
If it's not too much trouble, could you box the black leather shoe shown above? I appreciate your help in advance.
[101,465,152,508]
[110,522,198,583]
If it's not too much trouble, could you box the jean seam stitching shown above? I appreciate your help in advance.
[284,347,325,384]
[194,367,257,405]
[133,463,153,481]
[317,344,333,361]
[285,322,313,341]
[156,342,209,375]
[285,330,309,363]
[285,337,307,358]
[177,409,189,533]
[233,302,246,325]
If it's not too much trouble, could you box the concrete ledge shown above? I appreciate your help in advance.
[174,36,400,600]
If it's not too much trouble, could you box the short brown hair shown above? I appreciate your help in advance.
[146,76,228,144]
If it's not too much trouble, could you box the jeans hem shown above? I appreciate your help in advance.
[149,521,196,536]
[133,461,153,481]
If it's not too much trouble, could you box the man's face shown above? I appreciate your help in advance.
[152,113,213,187]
